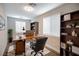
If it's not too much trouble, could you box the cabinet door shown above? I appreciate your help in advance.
[15,40,25,55]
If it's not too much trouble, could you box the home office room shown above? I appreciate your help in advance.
[0,2,79,57]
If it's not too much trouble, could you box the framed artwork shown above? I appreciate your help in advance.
[0,15,5,31]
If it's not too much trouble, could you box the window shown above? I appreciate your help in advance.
[15,21,26,33]
[43,13,60,37]
[51,14,60,37]
[43,17,51,35]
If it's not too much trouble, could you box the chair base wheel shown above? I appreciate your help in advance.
[31,51,43,56]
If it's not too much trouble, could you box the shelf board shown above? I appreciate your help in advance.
[61,20,71,22]
[61,27,71,29]
[61,33,68,36]
[61,19,79,23]
[61,27,79,29]
[61,34,79,38]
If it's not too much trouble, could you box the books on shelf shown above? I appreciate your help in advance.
[31,24,35,27]
[61,33,67,35]
[76,26,79,28]
[66,25,71,28]
[71,30,77,37]
[67,40,73,45]
[61,42,66,49]
[64,14,71,21]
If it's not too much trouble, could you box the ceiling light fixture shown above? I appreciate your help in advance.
[24,5,34,12]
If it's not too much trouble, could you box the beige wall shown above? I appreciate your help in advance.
[0,4,7,55]
[34,3,79,53]
[45,35,60,53]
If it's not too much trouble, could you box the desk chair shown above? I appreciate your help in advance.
[30,37,48,56]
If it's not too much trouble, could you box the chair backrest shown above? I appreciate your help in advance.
[15,40,25,55]
[34,37,48,52]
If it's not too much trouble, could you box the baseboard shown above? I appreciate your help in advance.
[46,44,60,55]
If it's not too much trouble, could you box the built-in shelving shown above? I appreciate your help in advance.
[60,10,79,56]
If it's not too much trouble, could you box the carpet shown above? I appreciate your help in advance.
[7,42,50,56]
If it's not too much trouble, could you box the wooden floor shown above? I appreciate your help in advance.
[45,47,60,56]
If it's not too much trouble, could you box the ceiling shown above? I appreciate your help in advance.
[4,3,63,20]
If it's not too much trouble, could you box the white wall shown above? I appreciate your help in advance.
[7,17,31,39]
[0,4,7,55]
[34,3,79,53]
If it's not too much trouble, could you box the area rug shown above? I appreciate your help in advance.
[7,42,50,56]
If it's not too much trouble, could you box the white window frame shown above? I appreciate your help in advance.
[43,13,60,37]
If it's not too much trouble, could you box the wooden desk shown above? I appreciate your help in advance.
[13,35,47,56]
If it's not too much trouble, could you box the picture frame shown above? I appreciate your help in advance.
[0,15,5,31]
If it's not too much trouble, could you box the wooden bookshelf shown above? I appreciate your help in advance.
[30,22,39,36]
[60,10,79,56]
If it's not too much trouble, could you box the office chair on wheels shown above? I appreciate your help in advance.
[30,37,48,56]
